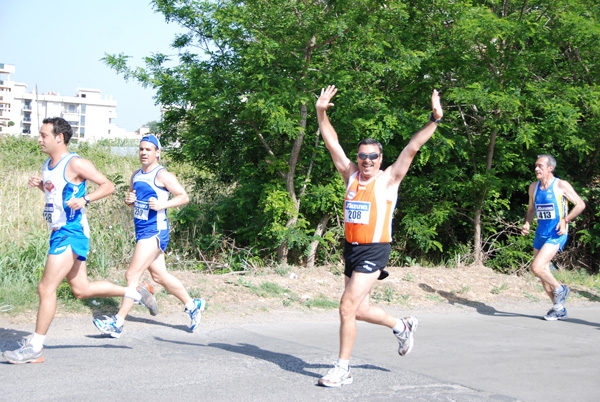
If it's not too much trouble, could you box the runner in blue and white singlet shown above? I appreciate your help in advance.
[532,177,568,251]
[522,154,586,321]
[42,153,89,236]
[132,164,170,250]
[42,152,90,260]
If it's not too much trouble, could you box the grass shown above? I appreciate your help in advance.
[555,269,600,289]
[3,136,600,315]
[491,283,508,295]
[426,294,445,303]
[302,294,338,309]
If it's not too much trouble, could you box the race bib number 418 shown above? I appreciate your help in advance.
[536,203,556,220]
[345,200,370,225]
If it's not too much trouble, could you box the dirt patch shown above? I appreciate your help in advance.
[143,263,599,319]
[4,263,598,325]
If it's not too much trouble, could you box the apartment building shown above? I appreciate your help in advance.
[0,63,134,141]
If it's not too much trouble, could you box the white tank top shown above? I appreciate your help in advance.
[42,153,90,237]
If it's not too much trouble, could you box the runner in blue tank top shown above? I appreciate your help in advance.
[521,154,585,321]
[3,118,156,365]
[94,135,206,338]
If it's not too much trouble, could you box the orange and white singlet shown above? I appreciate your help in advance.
[344,171,397,244]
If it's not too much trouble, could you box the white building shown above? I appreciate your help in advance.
[0,63,145,141]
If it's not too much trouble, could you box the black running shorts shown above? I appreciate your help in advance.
[343,241,391,280]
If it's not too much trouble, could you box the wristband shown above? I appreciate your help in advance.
[429,113,442,124]
[563,217,569,224]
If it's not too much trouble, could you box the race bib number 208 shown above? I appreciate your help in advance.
[345,200,370,225]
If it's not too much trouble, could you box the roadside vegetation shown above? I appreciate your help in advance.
[1,136,598,315]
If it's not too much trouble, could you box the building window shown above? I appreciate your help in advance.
[80,115,85,125]
[80,127,85,136]
[80,104,86,114]
[65,104,77,114]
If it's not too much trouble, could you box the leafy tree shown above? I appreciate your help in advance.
[105,0,600,272]
[105,0,434,266]
[144,120,161,134]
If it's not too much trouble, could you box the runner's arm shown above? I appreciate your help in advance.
[316,85,357,183]
[556,179,586,235]
[388,89,443,186]
[28,176,44,192]
[125,172,136,206]
[522,183,536,236]
[66,158,115,210]
[149,170,189,211]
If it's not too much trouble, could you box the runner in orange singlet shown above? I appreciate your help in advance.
[316,85,443,387]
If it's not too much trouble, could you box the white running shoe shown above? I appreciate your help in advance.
[318,363,353,387]
[394,316,418,356]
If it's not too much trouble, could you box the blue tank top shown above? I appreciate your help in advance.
[42,153,89,237]
[132,165,170,233]
[533,178,567,236]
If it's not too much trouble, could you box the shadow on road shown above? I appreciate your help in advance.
[154,336,390,379]
[419,283,600,328]
[90,313,190,333]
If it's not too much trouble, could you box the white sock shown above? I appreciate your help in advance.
[124,286,141,302]
[393,319,406,333]
[184,300,196,311]
[337,358,350,371]
[115,315,125,327]
[29,333,45,352]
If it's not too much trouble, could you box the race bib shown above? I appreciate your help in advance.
[536,203,556,220]
[43,203,54,223]
[345,200,370,225]
[134,200,150,220]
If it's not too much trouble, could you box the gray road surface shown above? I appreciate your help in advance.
[1,303,599,402]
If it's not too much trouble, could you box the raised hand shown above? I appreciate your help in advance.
[431,89,443,120]
[316,85,338,112]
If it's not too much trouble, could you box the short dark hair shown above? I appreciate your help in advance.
[42,117,73,144]
[357,138,383,153]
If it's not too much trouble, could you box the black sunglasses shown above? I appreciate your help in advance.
[357,152,381,161]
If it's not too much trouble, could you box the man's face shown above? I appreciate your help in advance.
[38,124,60,155]
[356,144,382,178]
[139,141,160,166]
[534,157,553,179]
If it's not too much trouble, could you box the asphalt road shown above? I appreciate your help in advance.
[1,302,599,402]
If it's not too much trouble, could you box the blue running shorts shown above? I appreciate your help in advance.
[136,229,170,252]
[533,232,568,252]
[49,228,89,261]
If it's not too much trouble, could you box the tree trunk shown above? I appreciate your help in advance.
[473,207,483,265]
[474,125,498,265]
[305,213,332,269]
[276,103,308,263]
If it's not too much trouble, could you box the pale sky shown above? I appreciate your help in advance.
[1,0,187,131]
